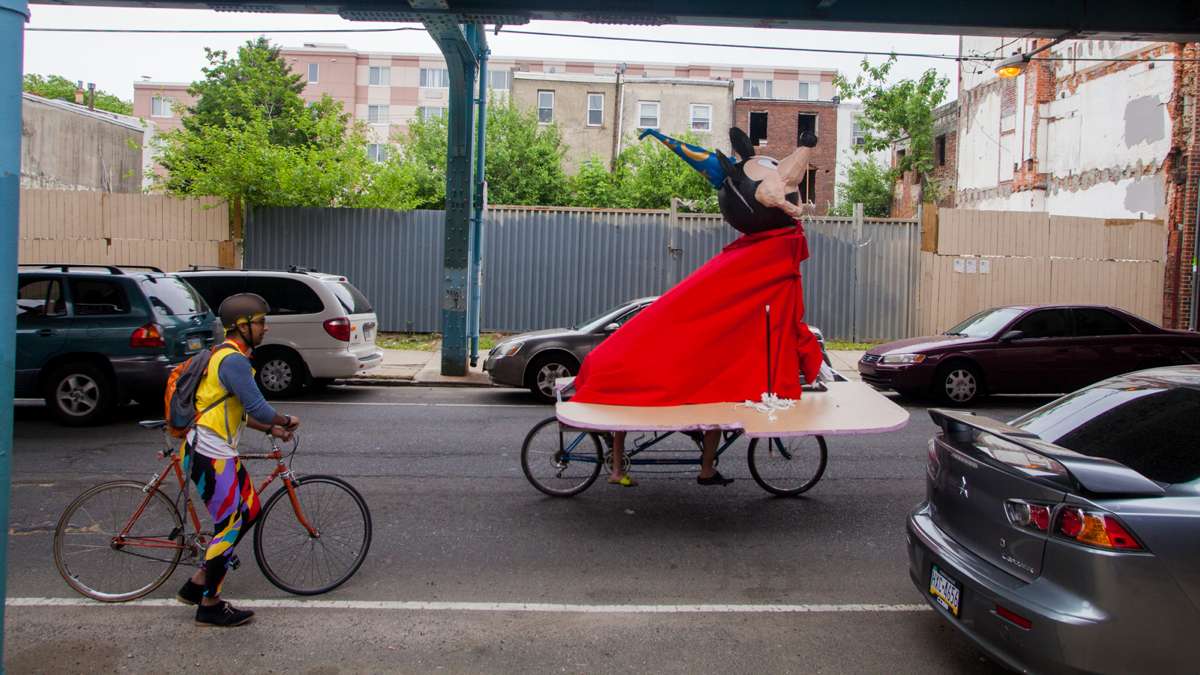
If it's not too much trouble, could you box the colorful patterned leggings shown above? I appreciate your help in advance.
[186,452,261,598]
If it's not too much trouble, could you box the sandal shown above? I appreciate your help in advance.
[607,474,638,487]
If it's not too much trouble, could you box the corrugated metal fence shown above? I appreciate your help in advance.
[244,205,919,341]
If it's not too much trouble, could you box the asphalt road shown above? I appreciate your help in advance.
[4,386,1051,674]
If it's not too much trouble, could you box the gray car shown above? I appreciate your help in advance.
[907,365,1200,674]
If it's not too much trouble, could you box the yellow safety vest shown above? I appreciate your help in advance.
[195,341,253,446]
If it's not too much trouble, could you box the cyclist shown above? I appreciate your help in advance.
[175,293,301,627]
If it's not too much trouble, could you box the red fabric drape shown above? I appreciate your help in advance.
[572,223,824,406]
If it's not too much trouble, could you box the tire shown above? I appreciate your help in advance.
[53,480,184,602]
[526,353,578,404]
[747,436,829,497]
[936,362,984,406]
[520,416,603,497]
[253,475,372,596]
[44,361,116,426]
[255,349,306,399]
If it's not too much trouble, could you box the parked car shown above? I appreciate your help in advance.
[907,365,1200,674]
[16,264,221,425]
[484,296,834,402]
[177,267,383,397]
[859,304,1200,405]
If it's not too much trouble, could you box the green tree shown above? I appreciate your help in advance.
[834,56,949,202]
[569,157,621,208]
[830,159,894,217]
[605,131,719,212]
[22,74,133,115]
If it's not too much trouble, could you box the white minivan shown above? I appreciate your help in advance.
[178,268,384,397]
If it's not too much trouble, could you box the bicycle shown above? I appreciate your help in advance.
[53,420,372,602]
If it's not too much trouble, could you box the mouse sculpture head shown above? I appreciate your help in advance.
[640,126,817,235]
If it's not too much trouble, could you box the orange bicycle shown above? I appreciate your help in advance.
[53,420,372,602]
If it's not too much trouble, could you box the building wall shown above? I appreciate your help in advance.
[511,75,618,172]
[20,95,148,193]
[732,99,839,214]
[834,102,892,202]
[619,79,732,154]
[132,82,192,135]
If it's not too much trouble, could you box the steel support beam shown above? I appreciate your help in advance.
[421,14,478,375]
[0,0,29,660]
[467,26,487,367]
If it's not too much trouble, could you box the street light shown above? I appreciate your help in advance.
[993,53,1028,78]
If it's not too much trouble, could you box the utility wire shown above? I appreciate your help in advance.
[26,26,424,34]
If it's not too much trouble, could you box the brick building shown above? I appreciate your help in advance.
[732,98,839,214]
[891,101,958,217]
[954,37,1198,329]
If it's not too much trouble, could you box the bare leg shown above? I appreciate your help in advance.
[698,430,721,479]
[609,431,627,481]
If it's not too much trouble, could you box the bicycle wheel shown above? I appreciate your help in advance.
[53,480,184,602]
[520,416,603,497]
[747,435,829,497]
[253,475,372,596]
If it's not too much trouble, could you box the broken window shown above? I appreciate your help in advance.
[798,168,817,204]
[749,111,768,146]
[936,135,947,166]
[797,113,818,144]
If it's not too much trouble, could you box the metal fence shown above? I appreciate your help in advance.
[244,204,919,341]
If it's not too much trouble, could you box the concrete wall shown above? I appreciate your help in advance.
[619,79,733,154]
[511,74,618,173]
[20,96,148,193]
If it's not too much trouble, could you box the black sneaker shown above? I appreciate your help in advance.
[697,471,734,487]
[195,601,255,627]
[176,579,205,606]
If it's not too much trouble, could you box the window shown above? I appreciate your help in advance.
[139,277,207,318]
[749,111,768,146]
[367,105,389,124]
[307,63,319,83]
[1073,308,1134,336]
[945,307,1023,338]
[367,144,389,163]
[936,134,947,166]
[1012,309,1072,339]
[797,168,818,204]
[420,68,450,88]
[797,113,818,144]
[182,275,245,314]
[488,70,511,90]
[797,82,821,101]
[17,278,65,319]
[150,96,174,118]
[69,279,130,316]
[586,93,604,127]
[1014,384,1200,484]
[690,104,712,131]
[852,118,867,146]
[245,277,324,316]
[418,106,446,119]
[368,66,391,86]
[743,79,773,99]
[325,281,373,314]
[537,90,554,124]
[638,101,659,129]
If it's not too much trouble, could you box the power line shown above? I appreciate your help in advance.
[26,26,424,34]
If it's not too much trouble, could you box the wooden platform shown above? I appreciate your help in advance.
[555,380,909,438]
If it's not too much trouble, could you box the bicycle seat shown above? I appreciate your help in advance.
[138,420,168,430]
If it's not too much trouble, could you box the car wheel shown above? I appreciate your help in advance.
[255,350,306,399]
[527,354,578,404]
[44,362,115,426]
[937,363,983,406]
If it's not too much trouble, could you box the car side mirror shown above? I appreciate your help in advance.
[999,330,1024,342]
[603,322,620,333]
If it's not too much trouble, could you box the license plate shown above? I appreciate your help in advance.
[187,337,204,352]
[929,564,962,617]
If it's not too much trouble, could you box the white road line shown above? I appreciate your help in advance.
[7,597,930,614]
[295,401,544,409]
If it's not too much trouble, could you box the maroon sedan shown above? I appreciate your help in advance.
[859,304,1200,405]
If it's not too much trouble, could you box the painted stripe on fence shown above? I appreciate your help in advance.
[7,597,931,614]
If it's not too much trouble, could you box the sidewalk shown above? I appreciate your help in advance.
[345,349,864,387]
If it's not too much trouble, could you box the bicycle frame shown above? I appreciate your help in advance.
[556,426,743,467]
[113,437,318,556]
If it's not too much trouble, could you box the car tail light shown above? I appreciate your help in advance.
[1004,500,1052,532]
[995,604,1032,630]
[1056,507,1143,551]
[927,439,941,480]
[323,317,351,342]
[130,323,165,348]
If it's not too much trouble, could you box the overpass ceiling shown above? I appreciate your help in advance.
[28,0,1200,42]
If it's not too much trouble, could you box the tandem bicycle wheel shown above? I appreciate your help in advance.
[520,416,604,498]
[53,480,184,602]
[746,435,829,497]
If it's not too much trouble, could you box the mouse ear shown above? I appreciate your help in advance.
[716,149,736,177]
[729,127,755,161]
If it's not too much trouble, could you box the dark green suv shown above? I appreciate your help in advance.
[16,265,221,425]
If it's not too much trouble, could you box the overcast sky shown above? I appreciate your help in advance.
[23,6,964,101]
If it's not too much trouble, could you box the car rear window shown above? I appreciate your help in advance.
[140,277,208,317]
[1013,383,1200,484]
[246,277,325,316]
[326,281,373,315]
[69,279,130,316]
